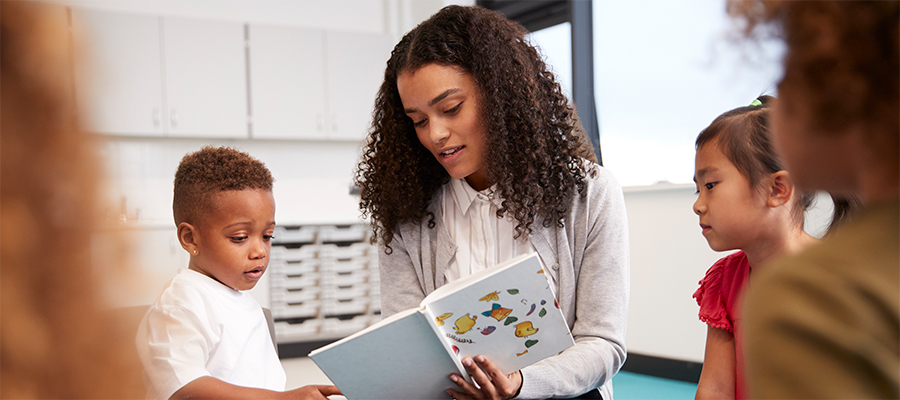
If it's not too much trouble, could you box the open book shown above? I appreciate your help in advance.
[309,253,575,400]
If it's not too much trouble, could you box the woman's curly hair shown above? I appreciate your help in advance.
[355,5,597,251]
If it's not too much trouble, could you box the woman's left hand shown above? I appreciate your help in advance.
[447,355,522,400]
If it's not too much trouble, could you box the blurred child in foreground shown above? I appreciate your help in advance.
[729,1,899,398]
[0,2,144,398]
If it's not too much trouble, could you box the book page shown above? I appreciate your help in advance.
[421,253,575,375]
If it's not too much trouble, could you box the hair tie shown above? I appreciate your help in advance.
[749,99,763,106]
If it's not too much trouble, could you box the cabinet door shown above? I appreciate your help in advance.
[325,31,393,142]
[248,25,326,140]
[163,17,248,138]
[72,9,165,136]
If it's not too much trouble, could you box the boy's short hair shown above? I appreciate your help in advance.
[173,146,274,226]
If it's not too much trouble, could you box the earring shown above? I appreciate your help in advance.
[192,249,198,255]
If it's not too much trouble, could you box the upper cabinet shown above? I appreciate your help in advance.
[72,10,165,136]
[249,26,393,142]
[163,17,247,138]
[72,8,392,141]
[73,9,247,138]
[248,25,326,140]
[323,31,393,141]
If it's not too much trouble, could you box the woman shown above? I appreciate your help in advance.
[355,5,629,399]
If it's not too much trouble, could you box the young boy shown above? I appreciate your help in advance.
[136,146,340,399]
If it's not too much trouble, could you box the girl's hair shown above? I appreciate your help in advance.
[355,5,597,251]
[696,95,856,233]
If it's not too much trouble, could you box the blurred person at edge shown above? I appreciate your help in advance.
[1,2,145,398]
[729,1,899,398]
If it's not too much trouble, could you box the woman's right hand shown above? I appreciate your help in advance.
[446,356,522,400]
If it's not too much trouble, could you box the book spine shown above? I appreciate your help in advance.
[420,305,473,383]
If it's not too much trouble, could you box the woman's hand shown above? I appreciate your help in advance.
[447,355,522,400]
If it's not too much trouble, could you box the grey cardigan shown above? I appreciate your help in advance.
[379,165,630,399]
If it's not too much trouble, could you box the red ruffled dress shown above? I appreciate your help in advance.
[693,250,751,399]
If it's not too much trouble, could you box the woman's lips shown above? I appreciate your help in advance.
[439,145,465,160]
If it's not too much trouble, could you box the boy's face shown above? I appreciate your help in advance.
[189,188,276,291]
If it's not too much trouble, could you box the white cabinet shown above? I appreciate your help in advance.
[249,25,393,141]
[72,10,165,136]
[72,9,248,138]
[73,9,392,142]
[248,25,326,139]
[325,31,394,141]
[163,17,248,138]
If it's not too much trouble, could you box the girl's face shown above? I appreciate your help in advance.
[693,140,770,252]
[397,64,490,191]
[189,188,276,291]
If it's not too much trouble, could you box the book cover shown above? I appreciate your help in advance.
[309,253,573,399]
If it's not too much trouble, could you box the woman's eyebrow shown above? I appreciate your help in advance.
[404,88,462,114]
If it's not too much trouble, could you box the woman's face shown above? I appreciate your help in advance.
[397,64,490,191]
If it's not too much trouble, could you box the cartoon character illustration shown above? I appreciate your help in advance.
[435,313,452,326]
[515,321,539,337]
[454,314,477,334]
[525,339,539,348]
[526,303,536,316]
[482,303,512,321]
[480,326,496,335]
[507,289,519,295]
[479,291,500,302]
[504,316,518,326]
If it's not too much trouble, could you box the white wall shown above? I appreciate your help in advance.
[624,185,836,362]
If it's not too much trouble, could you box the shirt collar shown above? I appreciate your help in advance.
[449,178,500,215]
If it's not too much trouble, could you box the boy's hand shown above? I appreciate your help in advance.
[446,355,522,400]
[172,378,341,399]
[284,385,342,399]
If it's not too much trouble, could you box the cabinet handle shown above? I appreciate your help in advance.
[170,108,178,129]
[153,108,161,129]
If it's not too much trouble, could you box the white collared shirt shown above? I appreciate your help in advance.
[441,178,535,282]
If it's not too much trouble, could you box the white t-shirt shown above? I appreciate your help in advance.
[136,268,286,400]
[441,178,535,282]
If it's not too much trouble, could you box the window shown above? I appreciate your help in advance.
[592,0,784,186]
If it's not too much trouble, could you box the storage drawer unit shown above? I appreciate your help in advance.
[269,224,380,344]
